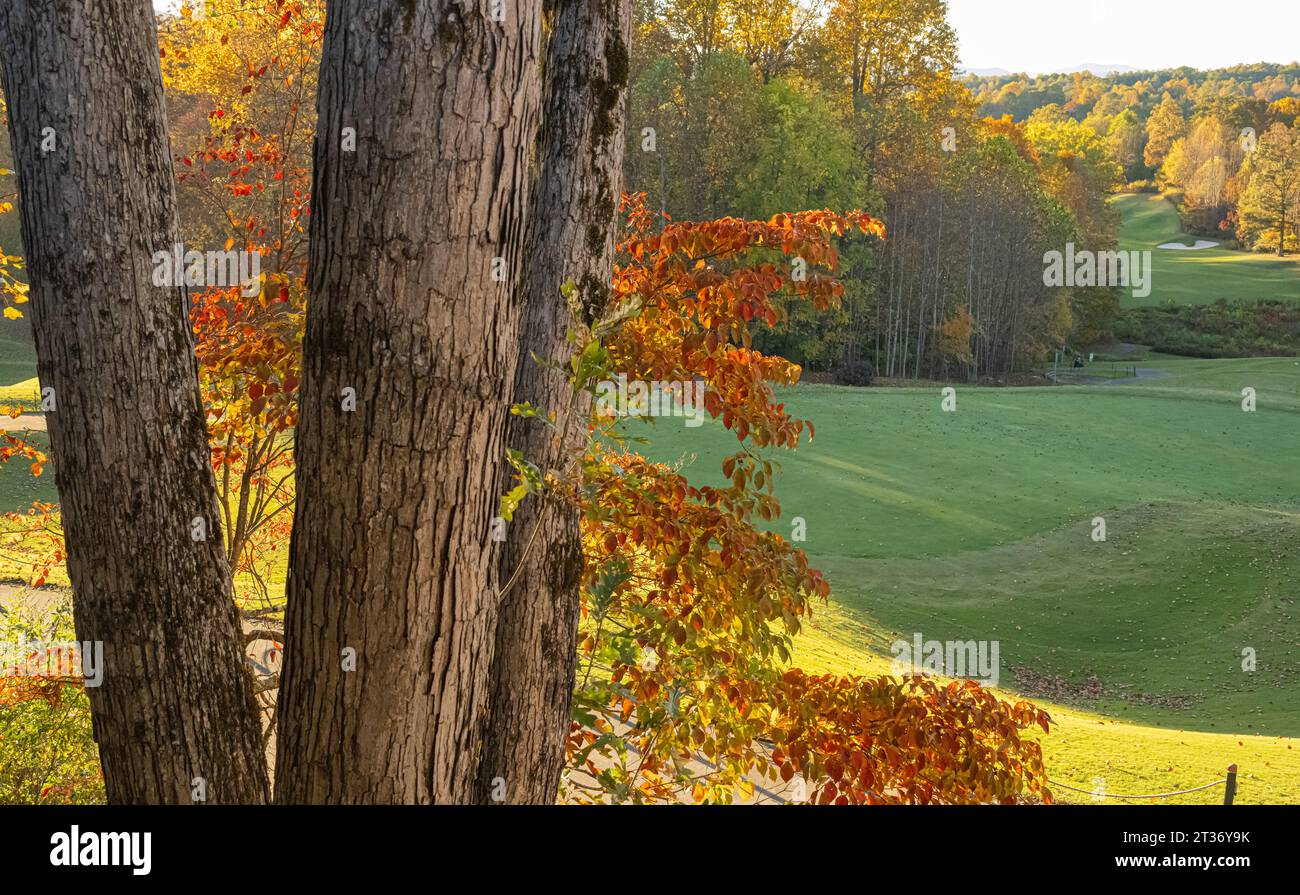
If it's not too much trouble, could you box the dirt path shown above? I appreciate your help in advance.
[0,413,46,432]
[0,582,66,616]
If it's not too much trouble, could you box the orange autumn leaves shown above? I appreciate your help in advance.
[610,196,881,451]
[569,195,1053,804]
[166,1,318,591]
[772,671,1052,805]
[192,286,302,448]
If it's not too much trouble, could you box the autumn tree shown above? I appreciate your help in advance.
[725,0,821,83]
[1145,93,1186,170]
[274,0,544,804]
[1026,112,1122,247]
[741,79,862,371]
[477,0,634,805]
[1236,122,1300,256]
[629,47,767,220]
[1270,96,1300,128]
[564,197,1053,803]
[1162,115,1245,232]
[815,0,966,371]
[160,1,321,604]
[0,0,268,803]
[821,0,958,186]
[1107,108,1146,182]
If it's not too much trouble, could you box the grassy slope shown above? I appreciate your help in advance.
[0,368,57,568]
[1115,193,1300,308]
[0,323,58,581]
[0,322,36,390]
[637,364,1300,803]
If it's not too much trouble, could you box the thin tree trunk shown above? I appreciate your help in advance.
[0,0,268,804]
[476,0,632,805]
[275,0,543,804]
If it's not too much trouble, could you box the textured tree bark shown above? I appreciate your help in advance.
[476,0,632,805]
[274,0,543,803]
[0,0,269,804]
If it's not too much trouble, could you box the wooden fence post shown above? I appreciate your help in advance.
[1223,764,1237,806]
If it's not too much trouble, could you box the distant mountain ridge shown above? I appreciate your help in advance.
[1062,63,1138,76]
[962,63,1137,77]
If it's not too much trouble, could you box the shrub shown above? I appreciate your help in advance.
[834,358,874,387]
[0,597,104,804]
[1115,300,1300,358]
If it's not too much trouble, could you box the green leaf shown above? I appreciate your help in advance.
[498,484,529,522]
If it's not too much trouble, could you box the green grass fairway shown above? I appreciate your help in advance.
[635,359,1300,802]
[0,428,55,512]
[1115,193,1300,308]
[0,375,55,520]
[0,321,37,389]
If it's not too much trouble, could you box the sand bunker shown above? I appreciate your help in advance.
[1158,240,1219,250]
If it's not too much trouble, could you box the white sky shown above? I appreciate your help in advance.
[152,1,1300,76]
[950,0,1300,74]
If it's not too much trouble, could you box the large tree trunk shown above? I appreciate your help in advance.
[475,0,632,805]
[0,0,269,804]
[274,0,543,804]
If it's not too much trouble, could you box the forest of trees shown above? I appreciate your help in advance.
[974,63,1300,252]
[622,0,1122,381]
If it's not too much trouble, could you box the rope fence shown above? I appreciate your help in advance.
[603,739,1242,805]
[1049,764,1238,804]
